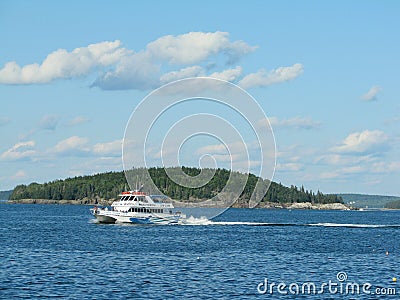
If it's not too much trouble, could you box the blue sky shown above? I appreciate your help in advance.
[1,1,399,196]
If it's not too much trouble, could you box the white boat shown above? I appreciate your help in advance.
[90,188,186,225]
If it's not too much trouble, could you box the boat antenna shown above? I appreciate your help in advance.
[135,175,139,191]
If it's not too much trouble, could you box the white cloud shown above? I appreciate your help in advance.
[0,117,11,126]
[0,32,303,91]
[93,51,160,90]
[0,137,124,163]
[160,66,204,84]
[319,171,340,179]
[190,140,268,174]
[341,165,365,174]
[331,130,389,154]
[384,116,400,125]
[316,153,377,165]
[69,116,90,126]
[318,159,399,180]
[319,166,365,180]
[371,161,400,173]
[93,140,122,156]
[0,32,255,89]
[196,143,228,155]
[239,63,303,89]
[11,170,27,180]
[66,156,123,178]
[49,136,90,155]
[276,162,303,172]
[0,40,129,84]
[266,116,321,130]
[39,114,59,130]
[196,140,254,156]
[361,85,382,101]
[147,31,256,65]
[94,32,255,90]
[209,66,243,82]
[0,141,36,161]
[274,145,312,173]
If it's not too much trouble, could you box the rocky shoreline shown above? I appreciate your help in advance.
[6,198,113,205]
[254,201,352,210]
[6,198,353,210]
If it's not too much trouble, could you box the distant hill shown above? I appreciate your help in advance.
[0,190,13,200]
[339,193,400,209]
[384,200,400,209]
[9,167,343,205]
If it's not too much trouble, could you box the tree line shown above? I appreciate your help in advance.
[384,200,400,209]
[9,167,343,204]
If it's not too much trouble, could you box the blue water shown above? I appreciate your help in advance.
[1,204,399,299]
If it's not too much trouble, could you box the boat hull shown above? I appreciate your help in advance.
[92,209,184,225]
[127,215,180,225]
[95,214,116,224]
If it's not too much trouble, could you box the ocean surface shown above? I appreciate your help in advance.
[1,203,399,299]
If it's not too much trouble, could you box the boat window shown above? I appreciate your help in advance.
[129,196,135,201]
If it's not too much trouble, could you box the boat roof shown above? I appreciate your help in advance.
[118,190,147,196]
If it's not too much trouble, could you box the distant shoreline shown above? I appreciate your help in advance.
[5,198,355,210]
[6,199,105,205]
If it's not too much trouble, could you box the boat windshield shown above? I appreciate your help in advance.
[137,196,146,202]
